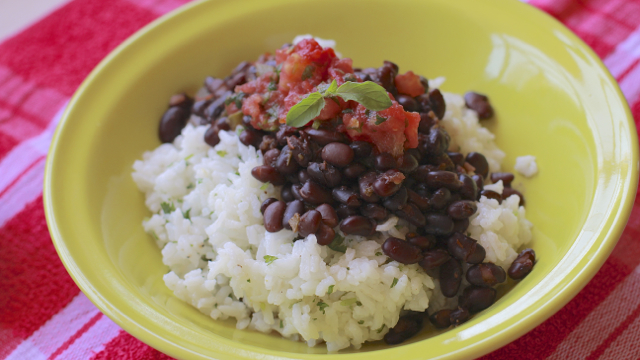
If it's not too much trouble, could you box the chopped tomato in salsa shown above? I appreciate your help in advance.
[234,38,423,156]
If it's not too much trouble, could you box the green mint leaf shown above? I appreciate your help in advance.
[264,255,278,265]
[390,277,398,288]
[375,115,387,125]
[301,65,315,81]
[260,182,270,191]
[285,92,325,128]
[216,150,227,157]
[327,285,335,295]
[317,300,329,314]
[322,79,338,96]
[328,234,347,253]
[160,202,175,214]
[335,81,392,111]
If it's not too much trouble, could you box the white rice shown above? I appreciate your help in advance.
[132,91,533,351]
[514,155,538,178]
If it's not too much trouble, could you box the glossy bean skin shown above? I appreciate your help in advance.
[407,189,430,211]
[407,234,435,250]
[452,218,470,234]
[480,189,502,203]
[447,232,486,264]
[298,169,311,184]
[159,107,190,143]
[397,94,419,112]
[490,172,515,187]
[298,210,322,237]
[213,117,230,131]
[336,204,359,220]
[360,203,388,221]
[316,222,336,245]
[263,149,280,167]
[332,186,362,207]
[374,153,398,172]
[239,128,262,148]
[447,152,465,167]
[304,129,347,145]
[281,185,295,202]
[383,187,408,211]
[263,201,286,232]
[169,93,193,109]
[419,249,451,270]
[429,309,452,329]
[282,200,305,230]
[465,152,489,178]
[374,170,405,197]
[291,184,303,201]
[299,181,333,204]
[466,263,506,287]
[349,141,372,158]
[508,248,535,280]
[358,171,381,203]
[343,163,367,180]
[424,213,454,235]
[449,307,470,326]
[426,171,462,191]
[464,92,494,119]
[472,174,484,193]
[398,153,419,174]
[418,112,437,133]
[340,215,376,236]
[459,286,497,313]
[382,237,424,264]
[428,89,446,120]
[383,314,423,345]
[439,258,463,298]
[395,203,426,227]
[315,203,338,228]
[447,200,478,220]
[251,165,286,185]
[429,188,451,210]
[307,162,342,188]
[275,146,299,175]
[322,142,354,167]
[204,125,221,147]
[459,174,478,201]
[260,198,278,215]
[502,187,525,206]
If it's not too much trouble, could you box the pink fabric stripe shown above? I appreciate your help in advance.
[53,316,121,360]
[0,157,46,227]
[125,0,190,15]
[48,312,103,360]
[604,24,640,78]
[597,307,640,359]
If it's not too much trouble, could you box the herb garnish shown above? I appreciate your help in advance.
[317,300,329,314]
[328,234,347,253]
[375,115,387,125]
[264,255,278,265]
[160,202,175,214]
[391,277,399,288]
[327,285,335,295]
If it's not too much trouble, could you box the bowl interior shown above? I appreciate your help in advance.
[44,0,638,359]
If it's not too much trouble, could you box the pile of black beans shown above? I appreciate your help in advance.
[156,58,536,346]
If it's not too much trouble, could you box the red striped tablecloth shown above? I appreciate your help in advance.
[1,0,639,359]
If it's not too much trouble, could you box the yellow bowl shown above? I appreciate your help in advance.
[44,0,639,359]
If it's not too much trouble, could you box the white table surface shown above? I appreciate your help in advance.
[0,0,69,40]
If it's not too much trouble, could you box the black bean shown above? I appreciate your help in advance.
[440,258,462,297]
[332,186,362,207]
[447,152,465,167]
[192,99,211,118]
[213,116,231,132]
[316,222,336,245]
[407,189,430,211]
[399,153,419,174]
[350,141,372,159]
[447,232,486,264]
[316,203,339,228]
[307,162,342,188]
[459,174,478,201]
[260,198,278,215]
[204,125,220,147]
[282,200,305,230]
[251,165,286,185]
[275,146,299,175]
[384,314,423,345]
[472,174,484,193]
[259,135,278,153]
[465,152,489,178]
[397,94,419,112]
[304,128,347,145]
[159,107,190,143]
[239,128,262,148]
[286,135,313,167]
[168,93,193,109]
[417,112,437,134]
[412,165,433,183]
[360,203,388,221]
[322,142,354,168]
[204,76,225,94]
[395,203,426,227]
[298,169,311,184]
[447,200,478,220]
[419,249,451,270]
[502,187,525,206]
[374,153,398,172]
[374,170,405,197]
[427,127,451,155]
[291,184,303,201]
[408,234,435,250]
[453,218,470,234]
[204,92,230,121]
[424,213,454,235]
[466,263,506,287]
[336,204,359,220]
[449,307,470,326]
[508,248,535,280]
[490,172,515,187]
[426,171,462,191]
[464,92,494,119]
[429,188,451,210]
[263,148,280,167]
[343,163,367,180]
[378,61,398,95]
[459,286,497,313]
[480,189,502,203]
[263,201,286,232]
[358,171,381,203]
[429,309,452,329]
[340,215,376,236]
[298,210,322,237]
[242,115,252,127]
[275,125,298,146]
[281,185,294,202]
[383,187,408,211]
[299,181,333,205]
[382,237,424,264]
[427,89,446,120]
